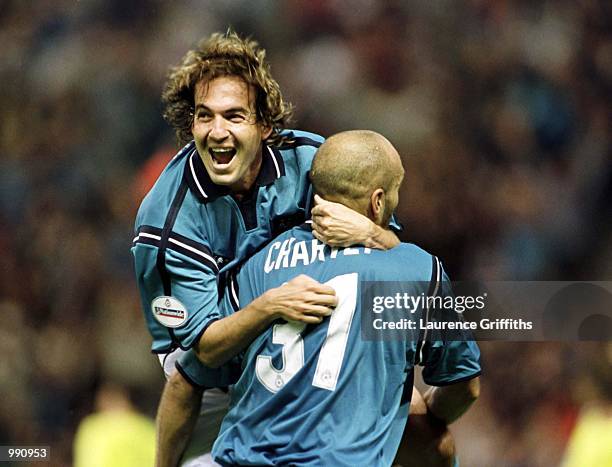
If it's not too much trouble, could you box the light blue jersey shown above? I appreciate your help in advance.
[179,224,481,466]
[131,131,324,353]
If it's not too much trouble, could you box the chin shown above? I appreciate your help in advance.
[209,172,239,186]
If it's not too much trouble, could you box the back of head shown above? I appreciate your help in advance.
[310,130,403,211]
[162,31,293,146]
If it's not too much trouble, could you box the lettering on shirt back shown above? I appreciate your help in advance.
[264,238,371,273]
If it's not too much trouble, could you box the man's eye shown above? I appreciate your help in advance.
[197,113,213,121]
[228,114,246,123]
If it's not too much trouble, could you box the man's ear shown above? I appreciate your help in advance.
[261,124,273,141]
[369,188,385,224]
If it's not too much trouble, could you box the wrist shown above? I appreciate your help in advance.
[365,224,397,249]
[252,290,279,321]
[362,222,379,248]
[378,226,400,249]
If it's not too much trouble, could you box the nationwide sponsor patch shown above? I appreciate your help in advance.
[151,296,188,328]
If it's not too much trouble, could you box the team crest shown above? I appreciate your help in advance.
[151,296,188,328]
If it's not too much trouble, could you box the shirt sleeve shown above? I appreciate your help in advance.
[132,229,222,353]
[174,270,246,388]
[418,261,482,386]
[176,349,241,389]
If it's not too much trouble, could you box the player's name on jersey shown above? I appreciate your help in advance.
[264,238,371,273]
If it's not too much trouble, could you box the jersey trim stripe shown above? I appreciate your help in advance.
[133,226,219,273]
[429,371,482,387]
[175,360,208,389]
[157,182,189,294]
[188,149,208,199]
[267,146,281,179]
[156,181,189,349]
[173,141,195,161]
[279,136,323,149]
[168,238,217,270]
[416,255,441,365]
[228,272,240,312]
[268,146,286,179]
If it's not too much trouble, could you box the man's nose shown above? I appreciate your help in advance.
[209,116,230,140]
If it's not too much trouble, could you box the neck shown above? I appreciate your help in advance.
[325,195,372,221]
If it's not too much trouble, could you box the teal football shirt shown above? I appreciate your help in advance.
[132,130,324,353]
[179,224,481,466]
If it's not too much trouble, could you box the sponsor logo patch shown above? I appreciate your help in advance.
[151,296,188,328]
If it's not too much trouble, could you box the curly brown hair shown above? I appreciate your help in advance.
[162,31,294,147]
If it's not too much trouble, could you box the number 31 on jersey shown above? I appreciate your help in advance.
[256,273,358,393]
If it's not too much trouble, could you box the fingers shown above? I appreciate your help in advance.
[297,302,334,316]
[271,275,338,324]
[314,194,330,206]
[311,218,341,247]
[290,274,333,292]
[287,305,330,324]
[307,281,337,297]
[312,194,336,217]
[290,276,338,303]
[309,292,338,307]
[311,229,324,243]
[295,315,324,324]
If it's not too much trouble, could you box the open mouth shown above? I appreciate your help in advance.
[209,147,237,165]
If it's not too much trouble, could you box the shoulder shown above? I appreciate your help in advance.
[276,129,324,158]
[272,130,324,175]
[134,142,196,229]
[393,242,434,261]
[279,129,325,149]
[366,242,437,282]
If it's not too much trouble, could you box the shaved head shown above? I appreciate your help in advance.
[310,130,404,224]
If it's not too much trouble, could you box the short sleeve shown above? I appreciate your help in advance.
[419,263,481,386]
[176,349,241,389]
[174,269,247,388]
[132,231,222,353]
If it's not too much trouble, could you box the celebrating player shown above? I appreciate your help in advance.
[132,32,402,465]
[162,130,481,466]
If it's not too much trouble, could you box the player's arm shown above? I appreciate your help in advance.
[394,380,479,466]
[155,369,203,467]
[395,258,481,466]
[195,274,337,368]
[423,377,480,424]
[394,387,456,467]
[420,259,482,417]
[156,350,241,466]
[133,231,337,369]
[311,195,400,249]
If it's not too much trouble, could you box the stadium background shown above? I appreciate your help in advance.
[0,1,610,465]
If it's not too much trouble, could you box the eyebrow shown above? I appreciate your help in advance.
[194,104,251,113]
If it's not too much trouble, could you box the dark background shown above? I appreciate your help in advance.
[0,1,610,465]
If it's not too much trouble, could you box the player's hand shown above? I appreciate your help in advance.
[394,387,455,467]
[311,195,376,248]
[260,274,337,324]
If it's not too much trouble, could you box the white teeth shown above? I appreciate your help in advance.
[209,147,235,165]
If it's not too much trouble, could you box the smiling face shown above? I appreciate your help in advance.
[191,76,272,193]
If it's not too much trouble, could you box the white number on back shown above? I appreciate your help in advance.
[255,273,358,393]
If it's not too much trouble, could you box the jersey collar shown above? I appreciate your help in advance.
[184,143,286,203]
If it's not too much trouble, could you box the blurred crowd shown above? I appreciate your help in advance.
[0,1,610,465]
